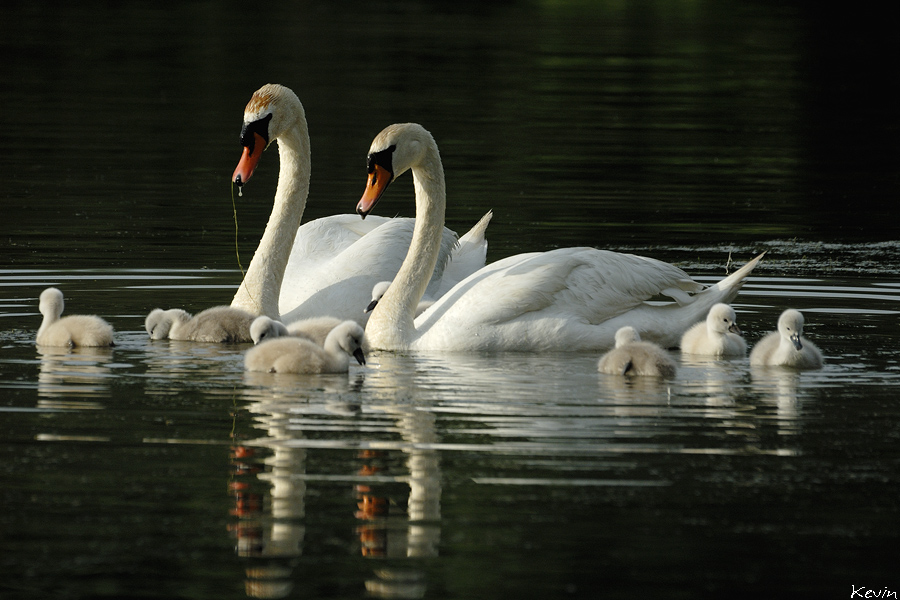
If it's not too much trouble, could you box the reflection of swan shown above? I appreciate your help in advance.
[36,288,114,347]
[750,309,823,369]
[37,345,112,403]
[245,320,366,373]
[680,303,746,357]
[228,84,491,324]
[598,326,676,377]
[357,123,764,352]
[251,315,344,347]
[145,306,255,343]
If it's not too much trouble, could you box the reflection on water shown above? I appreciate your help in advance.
[37,345,113,407]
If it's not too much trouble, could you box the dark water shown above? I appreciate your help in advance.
[2,2,899,599]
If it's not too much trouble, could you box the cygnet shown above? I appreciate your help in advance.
[251,315,344,347]
[145,306,255,343]
[749,309,823,369]
[36,287,114,347]
[680,303,747,357]
[365,281,434,317]
[245,320,366,374]
[598,326,677,377]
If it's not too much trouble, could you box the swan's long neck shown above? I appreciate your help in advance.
[231,120,310,318]
[366,149,446,350]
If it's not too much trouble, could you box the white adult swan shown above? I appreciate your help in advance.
[36,287,114,347]
[357,123,765,352]
[679,303,747,357]
[229,84,491,324]
[598,326,677,377]
[749,309,823,369]
[244,320,366,374]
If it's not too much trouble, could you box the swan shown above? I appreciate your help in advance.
[598,326,677,377]
[679,303,747,357]
[228,83,492,324]
[145,306,255,343]
[365,281,435,317]
[356,122,765,352]
[244,320,367,374]
[36,287,114,347]
[749,309,823,369]
[250,315,344,347]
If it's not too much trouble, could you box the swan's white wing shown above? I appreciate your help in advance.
[279,218,458,323]
[412,248,705,351]
[434,210,492,298]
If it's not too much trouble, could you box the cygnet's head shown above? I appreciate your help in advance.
[707,303,741,335]
[365,281,392,313]
[145,308,191,340]
[614,326,641,348]
[250,316,289,345]
[39,287,65,319]
[777,309,805,350]
[328,320,367,366]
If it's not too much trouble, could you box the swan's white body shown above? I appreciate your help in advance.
[244,320,366,374]
[145,306,255,343]
[36,287,114,347]
[598,326,677,377]
[251,315,344,347]
[228,84,491,324]
[357,123,764,352]
[680,303,747,357]
[750,309,823,369]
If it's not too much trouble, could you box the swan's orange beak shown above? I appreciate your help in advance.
[232,132,267,187]
[356,164,392,219]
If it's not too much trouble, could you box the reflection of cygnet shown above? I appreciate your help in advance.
[245,320,367,374]
[680,303,747,357]
[598,326,676,377]
[145,306,255,343]
[251,315,344,347]
[750,309,823,369]
[365,281,434,317]
[36,287,114,347]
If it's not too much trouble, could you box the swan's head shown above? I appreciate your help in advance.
[232,84,305,187]
[357,123,436,218]
[777,309,805,350]
[145,308,191,340]
[39,287,65,319]
[614,326,641,348]
[707,303,741,335]
[330,320,367,365]
[365,281,393,313]
[250,315,288,345]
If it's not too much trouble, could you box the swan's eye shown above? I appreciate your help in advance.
[240,113,273,153]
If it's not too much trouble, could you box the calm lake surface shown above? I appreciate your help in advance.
[2,2,898,599]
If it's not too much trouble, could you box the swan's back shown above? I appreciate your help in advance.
[36,288,114,347]
[286,316,345,346]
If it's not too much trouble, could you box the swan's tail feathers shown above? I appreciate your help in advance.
[709,251,766,296]
[458,210,493,246]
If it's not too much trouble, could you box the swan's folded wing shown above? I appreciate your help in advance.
[418,248,703,328]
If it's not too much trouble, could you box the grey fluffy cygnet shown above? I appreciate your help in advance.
[680,303,747,357]
[145,306,255,343]
[36,287,114,348]
[244,320,366,374]
[750,309,823,369]
[598,326,677,377]
[250,315,345,347]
